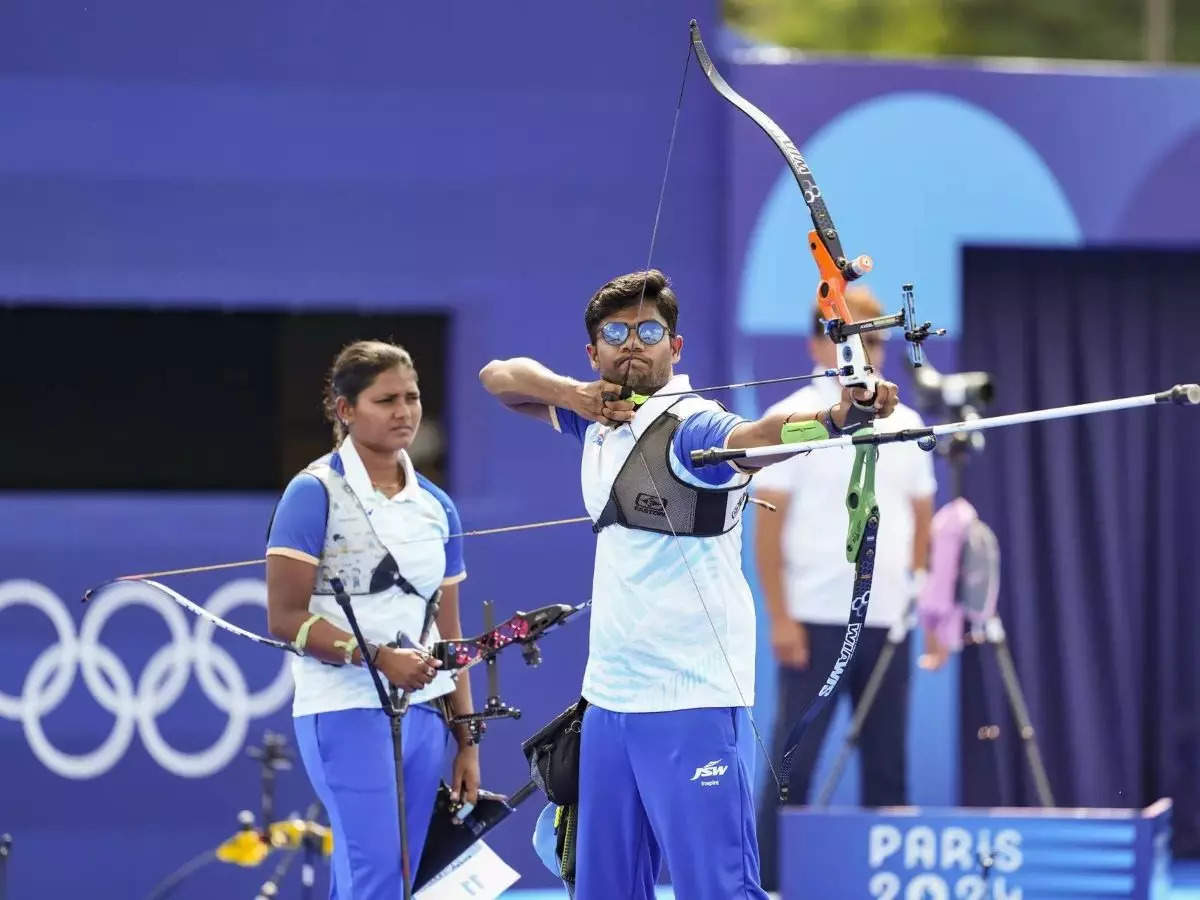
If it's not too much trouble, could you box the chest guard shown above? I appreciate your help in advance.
[593,399,750,537]
[305,459,425,598]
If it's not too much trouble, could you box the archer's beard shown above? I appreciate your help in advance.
[605,357,670,395]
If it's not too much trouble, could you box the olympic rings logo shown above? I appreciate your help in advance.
[0,578,292,780]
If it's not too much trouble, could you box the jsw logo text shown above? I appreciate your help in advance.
[690,759,728,786]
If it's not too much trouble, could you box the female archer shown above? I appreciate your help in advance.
[266,340,479,897]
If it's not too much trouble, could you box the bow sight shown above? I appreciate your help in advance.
[822,284,947,373]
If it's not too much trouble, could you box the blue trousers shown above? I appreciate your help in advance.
[295,705,448,900]
[576,705,769,900]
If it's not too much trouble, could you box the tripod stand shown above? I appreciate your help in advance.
[246,732,294,843]
[941,424,1054,807]
[965,614,1054,805]
[252,801,325,900]
[145,732,331,900]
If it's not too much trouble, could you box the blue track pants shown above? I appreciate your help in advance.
[295,705,448,900]
[575,704,769,899]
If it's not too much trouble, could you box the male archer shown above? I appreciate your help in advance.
[480,269,899,899]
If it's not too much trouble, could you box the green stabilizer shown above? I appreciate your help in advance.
[780,419,830,443]
[844,430,878,562]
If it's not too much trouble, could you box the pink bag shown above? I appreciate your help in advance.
[917,497,1000,652]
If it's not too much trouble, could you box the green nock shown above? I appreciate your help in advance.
[844,430,878,562]
[628,391,650,406]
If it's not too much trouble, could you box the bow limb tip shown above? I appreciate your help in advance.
[82,573,149,603]
[81,580,112,604]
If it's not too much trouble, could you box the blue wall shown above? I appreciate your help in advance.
[0,2,725,893]
[0,0,731,517]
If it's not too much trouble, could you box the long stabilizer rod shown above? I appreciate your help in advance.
[691,383,1200,467]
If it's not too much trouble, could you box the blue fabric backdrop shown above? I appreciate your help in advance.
[958,246,1200,855]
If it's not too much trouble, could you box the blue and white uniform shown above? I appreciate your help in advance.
[267,436,466,899]
[549,374,769,900]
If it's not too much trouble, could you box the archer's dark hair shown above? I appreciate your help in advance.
[584,269,679,342]
[810,285,884,336]
[323,340,416,445]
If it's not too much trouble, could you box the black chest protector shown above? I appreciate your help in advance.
[592,399,750,537]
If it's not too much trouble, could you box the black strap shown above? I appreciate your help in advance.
[370,553,425,597]
[592,500,619,533]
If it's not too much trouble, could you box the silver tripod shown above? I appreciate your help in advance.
[965,615,1055,806]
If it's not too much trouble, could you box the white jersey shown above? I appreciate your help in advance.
[754,371,936,627]
[267,437,466,717]
[550,374,757,713]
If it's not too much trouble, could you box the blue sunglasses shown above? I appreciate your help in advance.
[598,319,669,347]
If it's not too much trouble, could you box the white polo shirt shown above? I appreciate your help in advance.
[753,371,936,628]
[267,437,466,717]
[550,374,758,713]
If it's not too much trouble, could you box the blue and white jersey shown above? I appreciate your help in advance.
[267,437,466,717]
[550,374,758,713]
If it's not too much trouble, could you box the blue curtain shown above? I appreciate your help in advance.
[957,246,1200,855]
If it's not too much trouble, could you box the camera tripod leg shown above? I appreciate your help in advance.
[985,617,1055,807]
[1,834,12,900]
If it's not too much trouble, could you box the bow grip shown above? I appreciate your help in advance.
[838,400,876,432]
